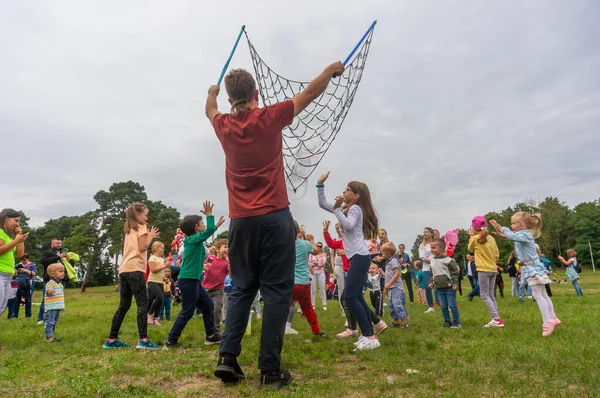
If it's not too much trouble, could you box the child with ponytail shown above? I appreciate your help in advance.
[491,212,560,337]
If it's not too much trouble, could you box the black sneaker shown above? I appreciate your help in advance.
[260,368,292,389]
[467,295,473,302]
[314,332,326,337]
[441,322,451,328]
[163,341,185,350]
[204,334,222,346]
[214,354,245,384]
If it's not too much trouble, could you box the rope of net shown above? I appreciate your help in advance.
[245,28,375,192]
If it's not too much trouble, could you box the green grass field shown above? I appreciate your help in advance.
[1,273,599,397]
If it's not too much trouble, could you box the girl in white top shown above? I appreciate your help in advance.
[419,227,435,313]
[317,171,382,351]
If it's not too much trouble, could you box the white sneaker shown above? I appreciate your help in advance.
[353,335,368,346]
[297,308,302,313]
[425,307,435,313]
[323,307,327,311]
[256,314,261,320]
[483,319,505,328]
[344,320,348,328]
[37,320,44,326]
[355,337,381,351]
[285,326,299,335]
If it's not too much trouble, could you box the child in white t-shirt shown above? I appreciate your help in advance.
[367,263,384,317]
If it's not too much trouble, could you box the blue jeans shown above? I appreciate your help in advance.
[422,271,434,307]
[511,277,519,297]
[388,288,408,320]
[15,284,32,318]
[467,275,478,290]
[44,309,61,338]
[159,296,172,320]
[168,279,215,343]
[437,288,460,325]
[343,254,375,337]
[572,280,584,296]
[37,283,46,321]
[6,298,17,318]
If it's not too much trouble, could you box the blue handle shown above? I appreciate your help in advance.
[217,25,246,85]
[343,20,377,66]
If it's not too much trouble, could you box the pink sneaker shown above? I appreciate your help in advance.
[542,322,555,337]
[153,318,162,326]
[374,321,388,334]
[147,314,154,325]
[483,318,505,328]
[336,329,358,340]
[551,317,561,327]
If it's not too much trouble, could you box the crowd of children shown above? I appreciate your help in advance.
[1,203,586,348]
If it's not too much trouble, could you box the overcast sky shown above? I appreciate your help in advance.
[1,1,599,248]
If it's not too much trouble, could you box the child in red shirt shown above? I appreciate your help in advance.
[202,239,230,335]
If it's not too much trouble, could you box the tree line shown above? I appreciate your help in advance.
[410,197,600,271]
[17,187,599,291]
[19,181,181,291]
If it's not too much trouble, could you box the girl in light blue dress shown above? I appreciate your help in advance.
[491,212,560,338]
[558,249,584,296]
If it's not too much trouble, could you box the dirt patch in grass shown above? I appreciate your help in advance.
[172,375,224,396]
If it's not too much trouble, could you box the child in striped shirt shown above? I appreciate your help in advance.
[44,263,65,342]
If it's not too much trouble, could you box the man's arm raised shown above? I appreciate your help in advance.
[206,85,222,124]
[292,62,344,117]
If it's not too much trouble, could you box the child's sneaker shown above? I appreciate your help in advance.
[355,337,381,351]
[284,325,299,335]
[450,323,462,329]
[37,320,44,326]
[103,338,129,349]
[484,318,505,328]
[147,314,154,325]
[260,368,292,389]
[163,341,185,350]
[441,322,452,328]
[215,354,245,384]
[374,320,388,334]
[153,318,162,326]
[353,335,367,346]
[425,307,435,313]
[323,307,327,311]
[542,322,555,337]
[336,329,358,340]
[551,317,561,327]
[205,334,222,345]
[400,322,409,328]
[136,339,159,349]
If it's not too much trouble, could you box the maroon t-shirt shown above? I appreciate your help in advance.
[201,257,230,290]
[213,100,294,218]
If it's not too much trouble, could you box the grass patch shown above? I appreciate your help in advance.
[1,274,599,397]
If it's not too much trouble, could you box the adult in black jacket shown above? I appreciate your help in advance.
[37,238,69,324]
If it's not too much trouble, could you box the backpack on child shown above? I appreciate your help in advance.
[573,258,582,273]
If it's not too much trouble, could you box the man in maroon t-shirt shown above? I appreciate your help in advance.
[206,61,344,388]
